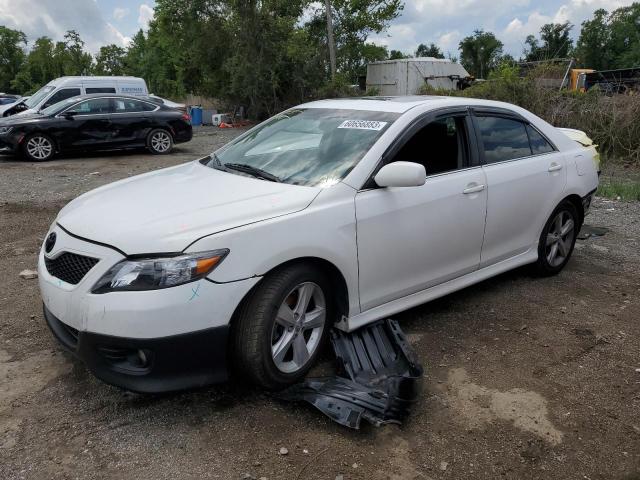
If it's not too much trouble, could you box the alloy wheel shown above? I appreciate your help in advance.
[545,210,575,267]
[26,136,53,160]
[151,131,171,153]
[271,282,326,374]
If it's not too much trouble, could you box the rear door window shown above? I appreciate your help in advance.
[42,88,81,109]
[476,116,532,163]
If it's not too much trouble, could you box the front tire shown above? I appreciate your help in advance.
[22,133,55,162]
[147,129,173,154]
[534,201,579,276]
[231,264,332,390]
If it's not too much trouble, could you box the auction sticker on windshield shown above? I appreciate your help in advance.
[337,120,388,131]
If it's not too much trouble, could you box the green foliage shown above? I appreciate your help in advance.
[459,30,503,79]
[575,4,640,69]
[597,180,640,201]
[523,22,574,61]
[415,42,444,58]
[93,45,126,75]
[0,26,26,93]
[389,49,409,59]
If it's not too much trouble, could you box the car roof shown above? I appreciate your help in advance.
[48,76,145,85]
[297,96,522,114]
[64,93,157,102]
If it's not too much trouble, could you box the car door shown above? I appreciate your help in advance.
[355,110,488,311]
[473,110,567,267]
[110,98,157,146]
[57,98,115,150]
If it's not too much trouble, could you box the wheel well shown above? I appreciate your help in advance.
[148,127,173,140]
[229,257,350,326]
[563,194,584,227]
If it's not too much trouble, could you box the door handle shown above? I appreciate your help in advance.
[548,162,563,172]
[463,183,486,194]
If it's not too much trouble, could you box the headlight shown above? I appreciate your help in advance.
[0,126,13,135]
[92,249,229,293]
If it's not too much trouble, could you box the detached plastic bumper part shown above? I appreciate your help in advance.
[281,319,423,429]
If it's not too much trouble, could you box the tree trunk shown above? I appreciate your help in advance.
[324,0,337,81]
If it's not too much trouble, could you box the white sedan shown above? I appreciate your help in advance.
[38,96,598,392]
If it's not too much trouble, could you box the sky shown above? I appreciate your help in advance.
[0,0,636,57]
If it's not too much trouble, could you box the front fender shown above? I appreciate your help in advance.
[187,183,360,316]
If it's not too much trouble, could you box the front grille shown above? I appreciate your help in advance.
[45,252,99,285]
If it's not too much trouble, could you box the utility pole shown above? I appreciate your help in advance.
[325,0,337,81]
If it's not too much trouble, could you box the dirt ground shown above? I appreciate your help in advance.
[1,127,639,480]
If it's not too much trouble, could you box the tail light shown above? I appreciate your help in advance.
[182,112,191,123]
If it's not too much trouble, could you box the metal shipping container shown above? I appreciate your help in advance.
[366,57,471,95]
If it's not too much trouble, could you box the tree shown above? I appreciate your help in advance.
[320,0,403,82]
[575,9,610,69]
[389,49,409,59]
[11,36,65,93]
[575,4,640,69]
[61,30,93,75]
[606,3,640,69]
[94,45,126,75]
[0,26,27,93]
[459,30,503,78]
[524,22,573,61]
[415,42,444,58]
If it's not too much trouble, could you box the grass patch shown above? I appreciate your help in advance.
[597,180,640,201]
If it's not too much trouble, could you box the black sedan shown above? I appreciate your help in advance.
[0,94,192,161]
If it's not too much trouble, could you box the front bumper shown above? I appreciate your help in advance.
[38,223,261,392]
[44,305,228,392]
[0,133,20,154]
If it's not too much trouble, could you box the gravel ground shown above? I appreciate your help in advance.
[1,128,639,479]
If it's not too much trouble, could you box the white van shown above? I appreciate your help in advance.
[1,76,148,117]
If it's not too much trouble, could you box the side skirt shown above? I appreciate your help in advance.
[337,246,538,332]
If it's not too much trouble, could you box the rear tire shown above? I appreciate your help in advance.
[147,129,173,154]
[534,200,579,276]
[231,264,333,390]
[22,133,55,162]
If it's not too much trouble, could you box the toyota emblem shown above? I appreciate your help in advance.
[45,232,56,253]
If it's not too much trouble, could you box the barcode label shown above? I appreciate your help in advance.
[337,120,388,131]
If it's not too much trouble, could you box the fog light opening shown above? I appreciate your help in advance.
[137,349,151,368]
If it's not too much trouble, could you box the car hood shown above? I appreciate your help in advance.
[57,161,321,254]
[0,112,45,126]
[0,101,23,116]
[12,108,37,117]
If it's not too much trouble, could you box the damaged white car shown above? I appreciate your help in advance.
[39,96,599,392]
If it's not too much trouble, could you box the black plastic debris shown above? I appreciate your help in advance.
[577,224,609,240]
[280,319,423,429]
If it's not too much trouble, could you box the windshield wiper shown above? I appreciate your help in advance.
[224,163,281,182]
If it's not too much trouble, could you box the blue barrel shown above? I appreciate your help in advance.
[190,106,203,126]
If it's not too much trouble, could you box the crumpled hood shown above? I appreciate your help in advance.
[57,161,320,254]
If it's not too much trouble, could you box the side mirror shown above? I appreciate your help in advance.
[62,111,76,119]
[374,162,426,188]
